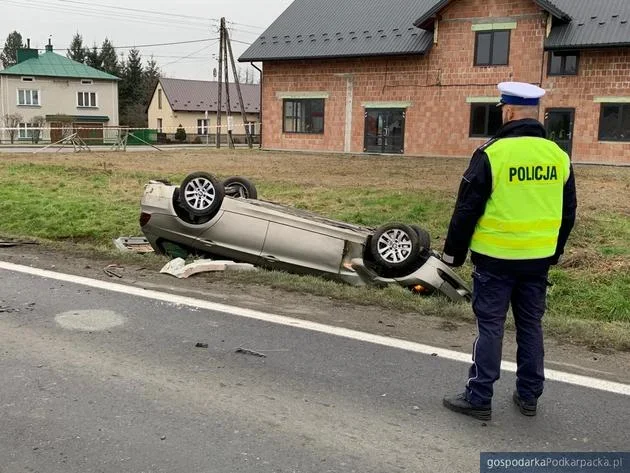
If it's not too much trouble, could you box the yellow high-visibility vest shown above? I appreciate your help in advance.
[470,136,571,260]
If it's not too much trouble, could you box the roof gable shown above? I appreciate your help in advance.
[158,78,260,114]
[545,0,630,50]
[414,0,571,30]
[0,51,119,81]
[239,0,435,62]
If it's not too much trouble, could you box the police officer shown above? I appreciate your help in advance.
[441,82,577,421]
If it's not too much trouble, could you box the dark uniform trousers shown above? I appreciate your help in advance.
[466,264,549,406]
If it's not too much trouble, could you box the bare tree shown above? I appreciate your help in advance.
[2,113,23,144]
[31,115,46,143]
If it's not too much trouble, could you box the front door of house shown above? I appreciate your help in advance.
[545,108,574,157]
[364,109,405,154]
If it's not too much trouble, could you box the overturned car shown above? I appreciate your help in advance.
[139,172,471,303]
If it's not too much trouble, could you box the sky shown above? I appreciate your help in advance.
[0,0,294,80]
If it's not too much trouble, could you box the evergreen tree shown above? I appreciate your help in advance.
[144,56,161,101]
[100,38,120,76]
[1,31,24,69]
[119,48,145,126]
[66,33,87,63]
[85,44,102,69]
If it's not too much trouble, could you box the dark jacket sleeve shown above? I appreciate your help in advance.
[551,164,577,264]
[442,150,492,267]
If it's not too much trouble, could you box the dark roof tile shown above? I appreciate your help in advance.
[158,78,260,113]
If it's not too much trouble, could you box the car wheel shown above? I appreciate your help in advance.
[223,176,258,199]
[179,172,225,217]
[410,225,431,252]
[370,223,421,271]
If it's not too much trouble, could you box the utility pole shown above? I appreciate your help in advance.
[224,26,253,149]
[223,28,234,149]
[215,18,225,148]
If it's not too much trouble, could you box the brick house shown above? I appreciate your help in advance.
[239,0,630,165]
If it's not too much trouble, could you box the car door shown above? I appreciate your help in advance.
[261,222,346,275]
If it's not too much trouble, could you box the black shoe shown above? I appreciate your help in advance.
[443,393,491,421]
[513,390,537,416]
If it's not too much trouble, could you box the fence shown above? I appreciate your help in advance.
[0,123,262,147]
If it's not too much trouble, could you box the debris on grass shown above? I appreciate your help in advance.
[113,236,154,254]
[160,257,257,279]
[0,239,39,247]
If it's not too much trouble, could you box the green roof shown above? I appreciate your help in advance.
[0,51,119,81]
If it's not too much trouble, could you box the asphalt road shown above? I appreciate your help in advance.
[1,264,628,473]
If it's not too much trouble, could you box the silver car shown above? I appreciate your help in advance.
[139,172,471,302]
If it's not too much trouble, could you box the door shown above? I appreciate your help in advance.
[74,123,104,145]
[364,109,405,154]
[545,108,574,157]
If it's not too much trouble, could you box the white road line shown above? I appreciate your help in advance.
[2,260,629,397]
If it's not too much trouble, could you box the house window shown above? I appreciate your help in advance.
[156,118,163,133]
[245,121,256,135]
[158,89,162,110]
[474,30,510,66]
[197,119,209,135]
[77,91,97,108]
[283,99,325,134]
[81,79,93,85]
[17,89,40,106]
[18,123,36,139]
[21,76,34,82]
[548,51,579,76]
[470,103,503,137]
[599,104,630,142]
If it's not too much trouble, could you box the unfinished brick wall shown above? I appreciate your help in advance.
[260,0,630,164]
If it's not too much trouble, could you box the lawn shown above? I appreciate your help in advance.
[1,148,629,349]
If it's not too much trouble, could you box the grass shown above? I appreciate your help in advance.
[1,150,629,350]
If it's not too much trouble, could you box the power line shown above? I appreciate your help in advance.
[54,0,220,22]
[0,0,213,31]
[60,38,220,51]
[161,42,218,68]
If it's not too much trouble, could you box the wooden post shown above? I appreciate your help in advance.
[224,27,253,148]
[216,18,225,148]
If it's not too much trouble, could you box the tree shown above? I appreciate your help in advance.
[1,31,24,69]
[85,44,102,69]
[67,33,87,63]
[31,115,46,144]
[119,48,145,127]
[2,113,23,144]
[175,125,187,142]
[144,55,161,101]
[100,38,120,76]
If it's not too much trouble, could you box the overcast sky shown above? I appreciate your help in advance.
[0,0,293,80]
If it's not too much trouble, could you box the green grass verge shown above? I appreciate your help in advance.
[1,162,629,350]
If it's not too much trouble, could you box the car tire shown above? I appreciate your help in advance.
[410,225,431,252]
[370,223,421,272]
[223,176,258,199]
[179,172,225,218]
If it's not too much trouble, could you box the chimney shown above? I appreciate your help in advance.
[16,38,39,63]
[45,38,53,52]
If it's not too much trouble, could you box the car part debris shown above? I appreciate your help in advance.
[235,347,266,358]
[113,236,154,253]
[195,342,209,348]
[103,264,123,278]
[160,257,257,279]
[0,239,39,247]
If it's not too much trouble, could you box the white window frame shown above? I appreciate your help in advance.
[81,79,93,85]
[197,118,209,135]
[17,89,41,106]
[18,123,36,139]
[156,118,163,133]
[77,91,98,108]
[21,76,35,82]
